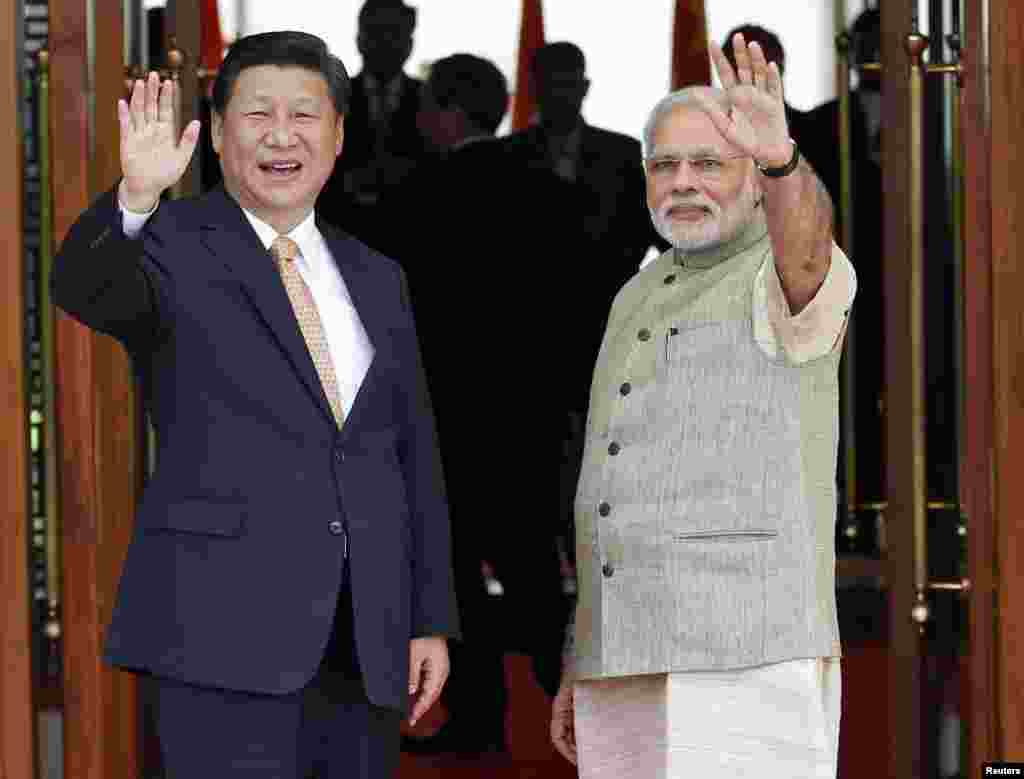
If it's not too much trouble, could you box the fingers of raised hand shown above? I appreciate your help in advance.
[158,77,175,125]
[129,78,145,132]
[145,71,160,125]
[767,61,784,100]
[709,41,736,89]
[731,32,754,86]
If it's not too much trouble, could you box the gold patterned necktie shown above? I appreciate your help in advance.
[271,236,346,428]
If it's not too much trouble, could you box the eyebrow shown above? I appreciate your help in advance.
[648,145,731,159]
[241,95,323,109]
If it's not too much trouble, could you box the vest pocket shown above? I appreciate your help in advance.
[672,529,778,542]
[669,530,773,660]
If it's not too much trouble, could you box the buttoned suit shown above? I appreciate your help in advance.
[51,185,458,774]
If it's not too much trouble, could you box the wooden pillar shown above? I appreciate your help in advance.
[50,0,140,776]
[879,0,920,776]
[988,0,1024,760]
[0,0,37,775]
[961,0,999,769]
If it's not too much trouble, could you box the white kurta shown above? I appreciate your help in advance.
[575,658,841,778]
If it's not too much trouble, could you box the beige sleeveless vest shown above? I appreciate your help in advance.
[573,214,842,680]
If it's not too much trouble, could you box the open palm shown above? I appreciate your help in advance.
[118,71,200,207]
[697,34,792,169]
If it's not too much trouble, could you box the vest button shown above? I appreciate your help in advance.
[664,274,677,285]
[602,564,615,578]
[638,328,651,341]
[619,382,632,396]
[598,502,611,517]
[608,442,621,456]
[328,520,345,536]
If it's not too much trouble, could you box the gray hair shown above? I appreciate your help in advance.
[641,87,733,159]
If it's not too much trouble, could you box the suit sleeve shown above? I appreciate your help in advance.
[393,266,461,640]
[50,186,170,350]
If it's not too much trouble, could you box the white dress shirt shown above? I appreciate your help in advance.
[121,198,374,417]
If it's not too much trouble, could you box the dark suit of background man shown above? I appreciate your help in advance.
[497,42,666,419]
[317,0,428,246]
[50,31,457,779]
[384,53,515,754]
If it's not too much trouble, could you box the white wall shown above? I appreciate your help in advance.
[227,0,879,138]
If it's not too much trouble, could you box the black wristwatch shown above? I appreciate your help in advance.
[756,140,800,178]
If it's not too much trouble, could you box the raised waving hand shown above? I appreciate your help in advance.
[697,33,793,170]
[117,71,201,212]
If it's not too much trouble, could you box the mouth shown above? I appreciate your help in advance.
[259,161,304,178]
[665,203,713,222]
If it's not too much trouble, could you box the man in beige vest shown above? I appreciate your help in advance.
[550,34,856,778]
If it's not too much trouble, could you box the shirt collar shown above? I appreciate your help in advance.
[243,208,323,276]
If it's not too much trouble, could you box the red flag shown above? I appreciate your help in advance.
[671,0,711,90]
[201,0,225,73]
[511,0,545,131]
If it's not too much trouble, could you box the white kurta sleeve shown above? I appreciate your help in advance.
[753,244,857,365]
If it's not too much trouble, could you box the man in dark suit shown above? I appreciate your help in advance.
[50,31,457,778]
[318,0,428,244]
[496,42,666,417]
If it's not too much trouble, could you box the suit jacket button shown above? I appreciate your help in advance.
[619,382,632,396]
[664,274,677,285]
[608,442,621,456]
[335,449,344,463]
[602,564,615,578]
[598,502,611,517]
[638,328,651,342]
[328,520,345,536]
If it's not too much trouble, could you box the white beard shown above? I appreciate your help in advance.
[651,180,760,253]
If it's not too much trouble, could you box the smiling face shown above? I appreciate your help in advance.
[211,65,344,234]
[645,105,760,252]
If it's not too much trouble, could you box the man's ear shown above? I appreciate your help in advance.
[335,114,345,156]
[210,112,223,155]
[583,78,592,100]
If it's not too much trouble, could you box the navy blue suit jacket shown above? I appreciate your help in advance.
[51,185,459,712]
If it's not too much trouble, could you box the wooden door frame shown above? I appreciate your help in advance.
[51,0,141,777]
[881,0,1021,771]
[983,0,1024,760]
[961,0,1000,769]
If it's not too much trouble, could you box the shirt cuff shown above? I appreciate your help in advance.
[756,244,857,365]
[117,182,158,238]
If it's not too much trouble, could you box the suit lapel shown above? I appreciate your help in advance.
[198,187,337,428]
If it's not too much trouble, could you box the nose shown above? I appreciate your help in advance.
[670,161,700,194]
[265,117,298,148]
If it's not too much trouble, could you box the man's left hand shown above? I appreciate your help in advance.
[407,637,449,727]
[699,33,792,170]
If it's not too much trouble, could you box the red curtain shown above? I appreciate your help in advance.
[511,0,545,131]
[671,0,711,90]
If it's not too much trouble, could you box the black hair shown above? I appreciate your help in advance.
[358,0,417,29]
[531,41,586,78]
[850,9,881,66]
[722,24,786,75]
[211,31,350,117]
[428,54,508,134]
